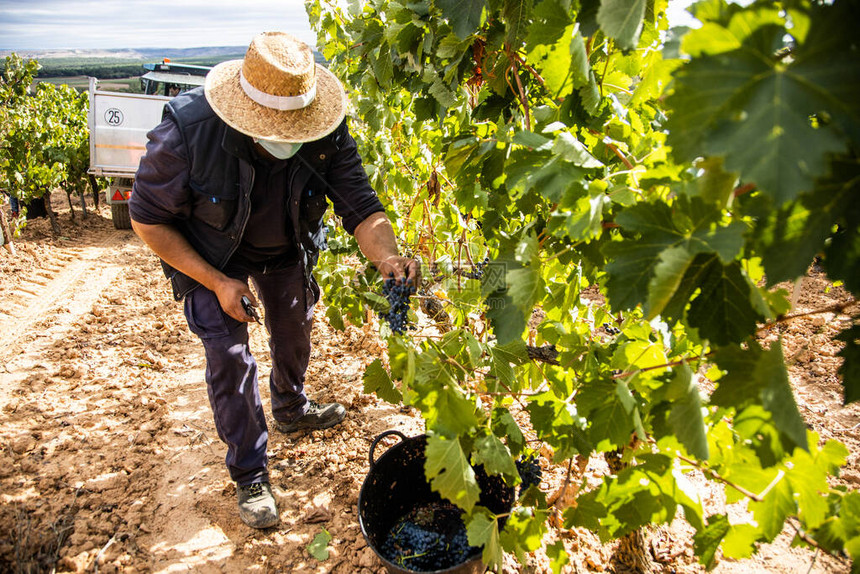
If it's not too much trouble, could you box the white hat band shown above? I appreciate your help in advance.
[240,69,317,111]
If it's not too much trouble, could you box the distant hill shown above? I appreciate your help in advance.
[1,46,248,60]
[2,46,327,80]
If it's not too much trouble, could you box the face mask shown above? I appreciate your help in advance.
[254,138,303,159]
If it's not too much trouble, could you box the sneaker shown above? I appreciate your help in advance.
[274,400,346,433]
[237,482,279,529]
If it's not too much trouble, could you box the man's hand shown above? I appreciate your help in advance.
[130,221,260,324]
[377,255,421,287]
[213,276,257,323]
[354,212,421,288]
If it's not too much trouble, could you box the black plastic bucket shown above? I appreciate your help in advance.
[358,431,515,574]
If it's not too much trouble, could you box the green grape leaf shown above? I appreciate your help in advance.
[529,25,576,99]
[527,391,593,458]
[814,494,860,553]
[796,0,860,145]
[605,240,672,311]
[546,540,570,574]
[746,195,837,286]
[466,508,502,569]
[493,408,526,454]
[488,339,528,391]
[564,489,607,532]
[693,514,730,569]
[425,434,481,512]
[511,155,586,203]
[682,22,742,57]
[487,352,515,391]
[474,433,519,480]
[487,292,526,345]
[363,359,401,404]
[307,528,332,561]
[557,192,610,241]
[569,29,592,87]
[722,523,758,559]
[604,198,746,317]
[512,130,553,151]
[500,508,548,565]
[646,245,697,320]
[526,0,572,46]
[611,340,667,375]
[838,491,860,541]
[597,455,690,537]
[712,341,809,452]
[325,306,345,331]
[685,259,763,346]
[429,75,458,108]
[597,0,647,51]
[493,338,530,364]
[751,479,795,541]
[503,0,534,46]
[837,324,860,404]
[553,132,604,168]
[506,265,543,311]
[667,15,860,205]
[415,383,480,436]
[694,156,737,207]
[576,378,635,450]
[437,0,485,39]
[825,218,860,295]
[820,157,860,294]
[370,43,393,87]
[667,366,709,460]
[445,136,481,179]
[788,446,831,530]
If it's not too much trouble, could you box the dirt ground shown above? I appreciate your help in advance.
[0,195,857,574]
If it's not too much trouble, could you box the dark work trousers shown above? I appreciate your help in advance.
[182,262,319,485]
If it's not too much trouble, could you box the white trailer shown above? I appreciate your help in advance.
[87,62,209,228]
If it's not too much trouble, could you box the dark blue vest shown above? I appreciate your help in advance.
[161,88,338,300]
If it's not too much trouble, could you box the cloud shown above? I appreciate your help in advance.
[0,0,317,49]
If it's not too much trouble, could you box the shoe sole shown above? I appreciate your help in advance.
[240,514,279,529]
[274,412,345,434]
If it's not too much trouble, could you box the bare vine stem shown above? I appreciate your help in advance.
[676,455,766,502]
[588,127,635,169]
[507,48,532,131]
[548,457,575,509]
[609,301,857,380]
[758,300,857,333]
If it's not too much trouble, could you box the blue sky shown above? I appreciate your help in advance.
[0,0,700,51]
[0,0,317,50]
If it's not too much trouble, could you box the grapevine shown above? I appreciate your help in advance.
[1,54,95,233]
[310,0,860,570]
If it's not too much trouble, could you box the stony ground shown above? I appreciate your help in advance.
[0,195,857,573]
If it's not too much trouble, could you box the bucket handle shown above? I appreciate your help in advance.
[368,430,408,469]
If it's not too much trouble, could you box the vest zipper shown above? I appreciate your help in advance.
[219,163,255,269]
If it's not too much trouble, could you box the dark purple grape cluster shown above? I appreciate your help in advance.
[603,322,621,335]
[380,502,477,571]
[462,256,490,280]
[381,276,416,334]
[516,454,542,490]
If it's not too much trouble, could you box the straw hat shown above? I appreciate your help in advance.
[204,31,347,143]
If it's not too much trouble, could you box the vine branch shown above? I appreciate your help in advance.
[677,455,766,503]
[761,300,857,331]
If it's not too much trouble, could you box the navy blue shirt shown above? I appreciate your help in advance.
[227,141,298,272]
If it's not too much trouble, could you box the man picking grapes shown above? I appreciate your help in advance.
[129,32,418,529]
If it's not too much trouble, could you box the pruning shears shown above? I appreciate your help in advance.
[241,296,261,324]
